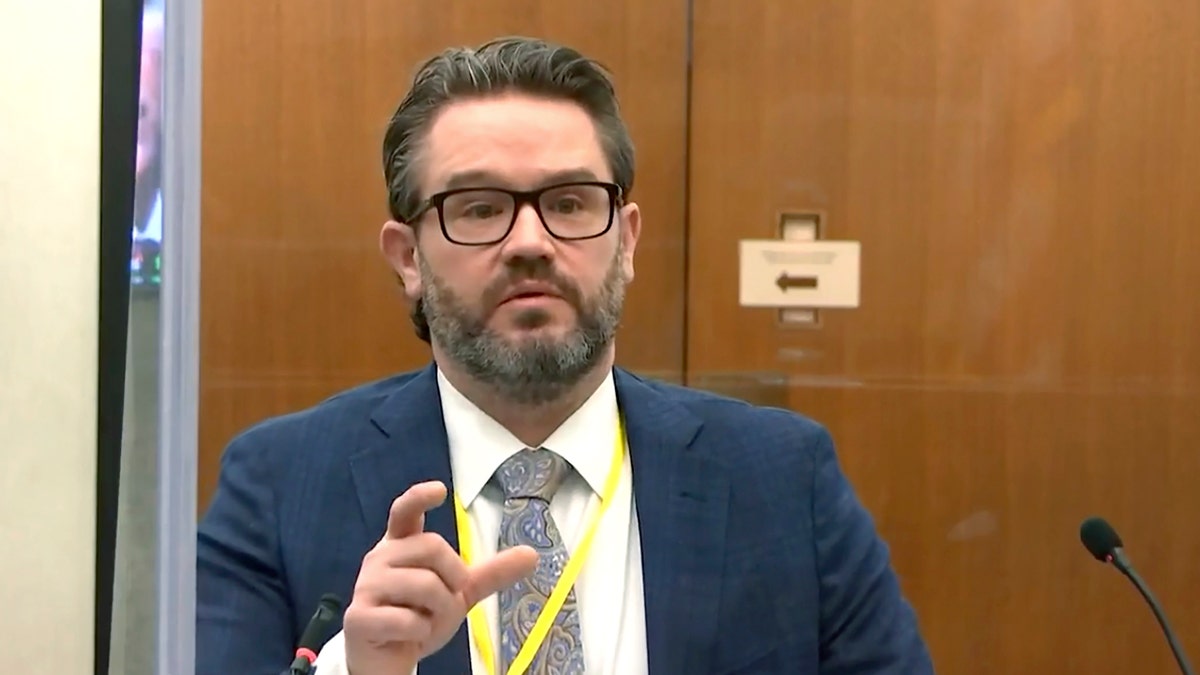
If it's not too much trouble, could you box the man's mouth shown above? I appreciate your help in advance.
[501,282,562,304]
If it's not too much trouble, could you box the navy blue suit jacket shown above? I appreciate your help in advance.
[197,365,934,674]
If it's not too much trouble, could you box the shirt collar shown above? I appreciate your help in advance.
[437,367,620,508]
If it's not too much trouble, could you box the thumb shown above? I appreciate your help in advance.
[462,546,539,608]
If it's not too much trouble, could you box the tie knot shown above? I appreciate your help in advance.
[495,448,570,501]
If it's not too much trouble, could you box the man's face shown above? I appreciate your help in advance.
[382,92,641,403]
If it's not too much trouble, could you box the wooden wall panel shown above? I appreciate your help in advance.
[201,0,1200,669]
[688,0,1200,672]
[199,1,689,508]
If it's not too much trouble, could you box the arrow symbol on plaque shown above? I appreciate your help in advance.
[775,273,818,291]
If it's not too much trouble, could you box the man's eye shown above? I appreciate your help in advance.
[550,198,583,213]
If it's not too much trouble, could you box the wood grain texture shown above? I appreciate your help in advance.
[200,0,1200,670]
[688,0,1200,671]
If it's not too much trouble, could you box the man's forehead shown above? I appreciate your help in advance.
[420,94,610,190]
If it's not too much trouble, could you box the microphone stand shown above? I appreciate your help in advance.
[1111,549,1195,675]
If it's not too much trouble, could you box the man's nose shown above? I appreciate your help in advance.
[500,203,556,258]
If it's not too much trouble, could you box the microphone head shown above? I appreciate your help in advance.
[295,593,344,652]
[1080,516,1124,562]
[318,593,342,611]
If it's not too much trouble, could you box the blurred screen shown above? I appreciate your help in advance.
[131,3,163,287]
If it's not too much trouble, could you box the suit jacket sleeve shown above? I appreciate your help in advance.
[196,431,296,675]
[811,428,935,674]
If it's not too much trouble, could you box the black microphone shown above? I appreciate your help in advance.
[1079,516,1195,675]
[289,593,343,675]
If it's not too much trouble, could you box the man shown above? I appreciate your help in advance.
[196,36,935,675]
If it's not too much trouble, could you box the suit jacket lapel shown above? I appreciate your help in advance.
[616,369,730,675]
[349,363,472,675]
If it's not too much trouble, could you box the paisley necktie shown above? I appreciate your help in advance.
[494,448,587,674]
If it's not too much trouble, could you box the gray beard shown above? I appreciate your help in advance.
[418,253,625,406]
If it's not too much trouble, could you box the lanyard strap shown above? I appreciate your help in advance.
[452,420,626,675]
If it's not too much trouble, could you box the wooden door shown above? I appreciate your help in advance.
[199,0,689,508]
[688,1,1200,672]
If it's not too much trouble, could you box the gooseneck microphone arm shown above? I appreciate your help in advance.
[1109,548,1195,675]
[1080,516,1195,675]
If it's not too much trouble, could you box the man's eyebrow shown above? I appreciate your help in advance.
[440,168,602,191]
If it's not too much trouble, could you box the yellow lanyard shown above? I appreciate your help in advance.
[452,420,626,675]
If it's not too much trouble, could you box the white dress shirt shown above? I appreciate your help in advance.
[314,367,649,675]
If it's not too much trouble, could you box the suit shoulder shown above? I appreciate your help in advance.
[629,372,832,448]
[218,368,423,466]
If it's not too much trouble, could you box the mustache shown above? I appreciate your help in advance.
[481,258,583,309]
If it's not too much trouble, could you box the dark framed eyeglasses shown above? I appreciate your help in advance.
[409,181,623,246]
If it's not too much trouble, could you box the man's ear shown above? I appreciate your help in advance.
[618,202,641,283]
[380,220,422,301]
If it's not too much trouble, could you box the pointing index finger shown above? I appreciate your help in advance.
[385,481,448,541]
